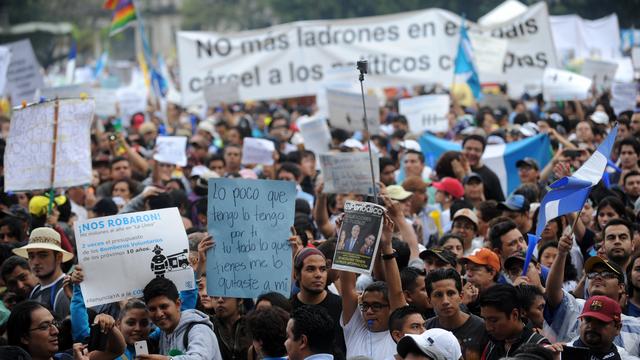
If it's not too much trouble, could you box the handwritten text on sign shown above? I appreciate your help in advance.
[319,152,380,195]
[207,178,295,298]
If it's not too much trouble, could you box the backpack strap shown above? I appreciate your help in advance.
[182,321,212,350]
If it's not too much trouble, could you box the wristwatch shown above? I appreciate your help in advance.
[381,251,397,260]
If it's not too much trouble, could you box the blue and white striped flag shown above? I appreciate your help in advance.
[454,21,481,100]
[419,133,552,197]
[534,126,618,237]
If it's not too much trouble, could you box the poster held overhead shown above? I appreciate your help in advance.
[206,178,295,298]
[4,39,44,106]
[75,208,195,307]
[298,116,332,155]
[153,136,188,166]
[4,99,95,191]
[319,152,380,196]
[580,59,618,90]
[241,138,276,165]
[398,95,450,134]
[326,89,380,133]
[332,201,385,275]
[0,46,11,95]
[202,81,240,107]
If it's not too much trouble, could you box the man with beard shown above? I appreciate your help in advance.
[545,233,640,356]
[290,247,345,356]
[602,219,635,272]
[0,256,38,303]
[565,296,629,359]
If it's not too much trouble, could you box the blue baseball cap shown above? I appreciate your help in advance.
[498,194,530,212]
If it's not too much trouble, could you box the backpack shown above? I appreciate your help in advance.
[182,320,213,350]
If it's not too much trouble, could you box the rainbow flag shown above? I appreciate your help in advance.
[107,0,136,36]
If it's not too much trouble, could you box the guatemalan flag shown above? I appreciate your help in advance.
[419,133,552,198]
[534,126,618,237]
[453,21,482,101]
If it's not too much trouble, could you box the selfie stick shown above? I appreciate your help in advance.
[357,60,378,202]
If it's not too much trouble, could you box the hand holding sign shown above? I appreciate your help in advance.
[207,179,295,298]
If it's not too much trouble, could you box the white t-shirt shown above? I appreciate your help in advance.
[340,306,397,359]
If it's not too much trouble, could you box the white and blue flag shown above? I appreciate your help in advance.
[534,126,618,237]
[419,133,552,198]
[454,21,481,99]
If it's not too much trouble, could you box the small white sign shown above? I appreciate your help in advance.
[298,116,331,155]
[326,89,380,133]
[398,94,450,133]
[154,136,188,166]
[542,68,592,101]
[38,83,92,100]
[241,137,276,165]
[319,152,379,195]
[202,81,240,107]
[611,82,638,115]
[581,59,618,90]
[468,32,508,76]
[4,39,44,106]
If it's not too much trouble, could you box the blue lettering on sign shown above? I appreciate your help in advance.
[106,213,161,228]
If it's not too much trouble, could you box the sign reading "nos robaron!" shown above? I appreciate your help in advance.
[177,3,557,104]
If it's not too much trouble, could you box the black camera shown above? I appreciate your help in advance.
[357,60,368,74]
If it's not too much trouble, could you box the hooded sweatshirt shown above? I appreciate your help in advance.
[158,309,222,360]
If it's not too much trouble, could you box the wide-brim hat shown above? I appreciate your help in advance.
[13,227,74,262]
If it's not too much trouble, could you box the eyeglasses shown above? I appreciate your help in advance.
[587,271,618,280]
[30,320,60,332]
[453,223,475,231]
[359,302,389,312]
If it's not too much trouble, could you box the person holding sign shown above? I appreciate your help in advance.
[339,213,406,359]
[141,277,222,360]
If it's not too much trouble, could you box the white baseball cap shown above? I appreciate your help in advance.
[397,328,462,360]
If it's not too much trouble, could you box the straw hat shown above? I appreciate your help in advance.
[13,227,74,262]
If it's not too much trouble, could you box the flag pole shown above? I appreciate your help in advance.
[48,98,60,215]
[356,60,378,202]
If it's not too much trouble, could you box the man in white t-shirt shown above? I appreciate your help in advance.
[339,215,406,359]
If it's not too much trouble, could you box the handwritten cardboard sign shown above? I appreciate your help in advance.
[4,99,94,191]
[206,178,295,298]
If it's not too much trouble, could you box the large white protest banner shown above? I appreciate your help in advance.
[326,89,380,133]
[203,81,240,107]
[542,68,592,101]
[75,208,195,307]
[298,116,332,155]
[241,137,276,165]
[4,39,44,106]
[581,59,618,90]
[177,3,557,104]
[550,14,621,62]
[0,46,10,95]
[154,136,188,166]
[4,99,94,191]
[611,83,637,115]
[320,152,380,195]
[468,32,508,76]
[398,94,450,133]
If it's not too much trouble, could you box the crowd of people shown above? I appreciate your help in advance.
[0,77,638,360]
